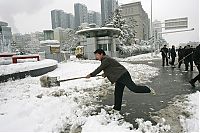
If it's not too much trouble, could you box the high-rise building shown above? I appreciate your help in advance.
[51,10,63,29]
[88,11,101,26]
[0,21,12,52]
[51,10,75,29]
[101,0,118,25]
[66,13,75,29]
[74,3,88,28]
[121,2,150,40]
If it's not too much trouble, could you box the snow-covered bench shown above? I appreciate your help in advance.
[12,54,40,63]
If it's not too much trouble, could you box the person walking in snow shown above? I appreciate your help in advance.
[169,45,177,66]
[189,44,200,87]
[184,45,194,71]
[177,46,184,68]
[86,49,155,112]
[160,45,169,67]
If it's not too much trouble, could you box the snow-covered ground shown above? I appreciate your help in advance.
[0,54,199,132]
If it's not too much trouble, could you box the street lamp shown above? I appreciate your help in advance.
[150,0,153,56]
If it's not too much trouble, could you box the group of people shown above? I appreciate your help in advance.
[160,44,200,87]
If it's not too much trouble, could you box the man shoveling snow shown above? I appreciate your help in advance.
[86,49,156,112]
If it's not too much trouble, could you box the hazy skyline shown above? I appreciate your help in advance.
[0,0,199,45]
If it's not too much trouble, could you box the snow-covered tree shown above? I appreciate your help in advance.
[62,29,79,52]
[111,8,137,46]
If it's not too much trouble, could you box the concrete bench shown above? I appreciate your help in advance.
[12,55,40,63]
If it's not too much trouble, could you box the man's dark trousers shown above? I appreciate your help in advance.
[113,71,151,111]
[162,56,169,66]
[191,65,200,83]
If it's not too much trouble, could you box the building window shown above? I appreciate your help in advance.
[97,44,108,51]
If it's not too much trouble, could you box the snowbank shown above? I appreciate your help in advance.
[0,59,58,76]
[179,91,199,132]
[121,53,161,62]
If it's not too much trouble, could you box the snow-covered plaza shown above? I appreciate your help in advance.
[0,53,199,132]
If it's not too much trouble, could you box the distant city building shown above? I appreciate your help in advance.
[88,11,101,26]
[66,13,75,29]
[121,2,150,41]
[101,0,118,25]
[152,20,162,40]
[0,21,12,52]
[12,32,44,53]
[43,30,54,40]
[51,10,64,29]
[51,10,75,29]
[53,27,65,44]
[74,3,88,28]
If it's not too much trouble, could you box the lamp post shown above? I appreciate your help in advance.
[150,0,153,56]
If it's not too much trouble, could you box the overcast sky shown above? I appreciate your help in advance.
[0,0,199,45]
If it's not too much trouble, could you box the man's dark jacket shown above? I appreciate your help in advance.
[193,45,200,65]
[90,55,127,84]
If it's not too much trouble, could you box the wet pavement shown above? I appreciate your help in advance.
[101,59,200,127]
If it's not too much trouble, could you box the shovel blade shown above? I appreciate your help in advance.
[40,76,60,87]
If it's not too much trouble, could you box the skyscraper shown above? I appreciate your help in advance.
[74,3,88,28]
[88,11,101,26]
[51,10,64,29]
[51,10,75,29]
[66,13,75,29]
[101,0,118,25]
[0,21,12,52]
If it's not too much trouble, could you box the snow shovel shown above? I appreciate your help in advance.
[40,74,102,88]
[173,52,193,67]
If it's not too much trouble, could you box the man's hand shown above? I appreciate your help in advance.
[86,74,91,78]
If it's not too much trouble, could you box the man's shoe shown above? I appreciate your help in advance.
[189,80,195,87]
[149,87,156,95]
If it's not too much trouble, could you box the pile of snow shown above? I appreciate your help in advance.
[0,59,58,76]
[179,92,199,132]
[115,53,161,62]
[118,44,152,56]
[123,53,161,62]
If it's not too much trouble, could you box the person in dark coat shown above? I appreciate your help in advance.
[177,46,184,68]
[86,49,155,111]
[184,45,194,71]
[189,44,200,87]
[160,45,169,66]
[169,45,177,66]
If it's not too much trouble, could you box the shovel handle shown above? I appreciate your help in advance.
[58,74,102,83]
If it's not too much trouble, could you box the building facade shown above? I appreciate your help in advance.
[88,11,102,26]
[120,2,150,41]
[0,21,12,52]
[43,30,54,40]
[51,10,64,29]
[152,20,162,40]
[51,10,75,29]
[74,3,88,28]
[101,0,118,25]
[66,13,75,29]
